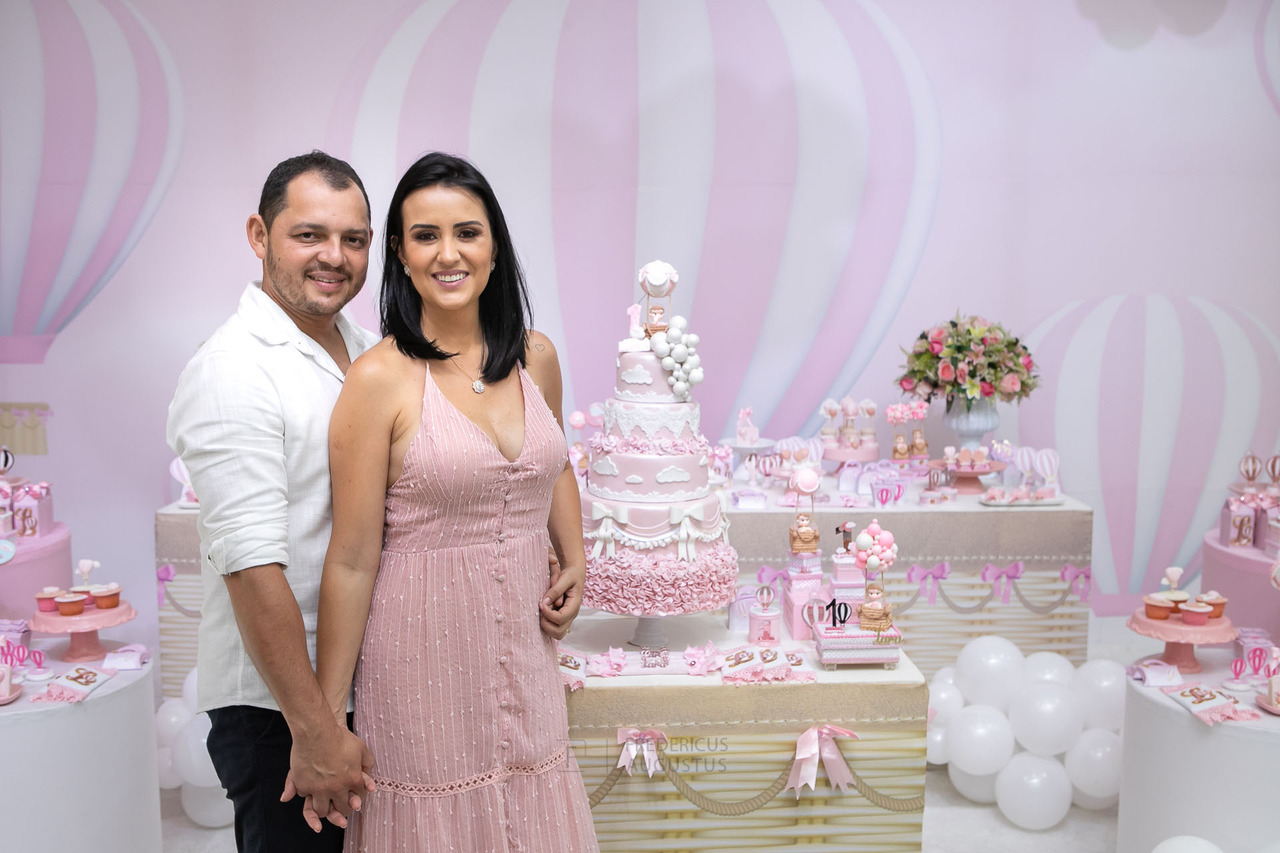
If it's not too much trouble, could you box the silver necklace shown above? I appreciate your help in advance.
[448,354,485,394]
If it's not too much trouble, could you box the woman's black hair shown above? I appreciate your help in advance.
[381,152,531,382]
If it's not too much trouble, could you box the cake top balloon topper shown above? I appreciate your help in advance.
[0,446,13,476]
[1239,451,1262,483]
[637,260,678,339]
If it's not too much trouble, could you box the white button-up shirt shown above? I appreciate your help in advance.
[167,281,378,713]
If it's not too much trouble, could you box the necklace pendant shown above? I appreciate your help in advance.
[472,379,486,394]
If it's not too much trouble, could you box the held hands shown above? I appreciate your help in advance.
[280,723,376,832]
[540,547,583,641]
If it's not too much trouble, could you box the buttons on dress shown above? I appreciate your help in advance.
[500,741,510,750]
[499,699,509,709]
[498,655,509,665]
[495,573,506,583]
[495,614,504,623]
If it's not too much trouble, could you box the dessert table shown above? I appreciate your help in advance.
[1117,648,1280,852]
[0,640,162,853]
[724,486,1093,675]
[565,610,927,852]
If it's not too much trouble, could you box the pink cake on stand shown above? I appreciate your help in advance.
[0,448,73,621]
[581,263,738,648]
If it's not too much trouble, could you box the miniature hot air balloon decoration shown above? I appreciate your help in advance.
[1240,452,1263,485]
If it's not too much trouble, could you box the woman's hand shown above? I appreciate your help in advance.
[539,560,584,640]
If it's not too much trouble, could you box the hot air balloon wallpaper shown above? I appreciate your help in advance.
[0,0,183,364]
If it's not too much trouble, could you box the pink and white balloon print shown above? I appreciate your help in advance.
[0,0,182,363]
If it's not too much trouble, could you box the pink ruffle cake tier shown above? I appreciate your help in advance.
[584,540,738,617]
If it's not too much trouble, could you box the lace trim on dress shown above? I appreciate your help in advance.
[372,748,569,797]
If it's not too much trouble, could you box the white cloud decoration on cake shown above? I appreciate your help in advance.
[592,458,619,477]
[655,465,693,483]
[619,364,653,385]
[625,475,643,484]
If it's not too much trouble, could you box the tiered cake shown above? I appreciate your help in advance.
[581,263,738,617]
[0,450,73,621]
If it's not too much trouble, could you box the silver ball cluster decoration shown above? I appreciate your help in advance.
[649,315,704,401]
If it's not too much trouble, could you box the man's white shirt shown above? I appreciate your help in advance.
[167,281,378,713]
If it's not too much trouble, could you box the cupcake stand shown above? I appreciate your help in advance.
[1125,609,1237,674]
[30,599,138,661]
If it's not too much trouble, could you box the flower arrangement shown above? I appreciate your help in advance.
[896,314,1039,412]
[885,401,928,426]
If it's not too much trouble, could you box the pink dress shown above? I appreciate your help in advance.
[346,365,599,853]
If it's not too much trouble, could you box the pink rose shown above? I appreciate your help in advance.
[980,381,995,397]
[957,362,970,384]
[999,373,1022,395]
[928,326,948,343]
[929,339,944,355]
[1021,354,1034,371]
[938,362,956,383]
[899,377,916,392]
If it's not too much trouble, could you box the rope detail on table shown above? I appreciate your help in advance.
[586,741,924,815]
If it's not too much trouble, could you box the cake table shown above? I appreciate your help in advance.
[1200,528,1280,639]
[31,600,138,662]
[1117,648,1280,852]
[1125,609,1237,674]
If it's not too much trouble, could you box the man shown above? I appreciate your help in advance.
[168,151,379,851]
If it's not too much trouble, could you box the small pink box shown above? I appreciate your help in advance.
[1220,497,1257,548]
[748,606,781,646]
[782,583,827,642]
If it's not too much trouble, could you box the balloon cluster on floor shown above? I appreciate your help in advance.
[927,636,1126,831]
[154,669,233,828]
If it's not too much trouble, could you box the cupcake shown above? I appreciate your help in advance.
[70,585,96,606]
[91,583,121,609]
[1196,590,1228,619]
[1179,601,1211,626]
[1163,590,1189,613]
[55,593,87,616]
[35,586,64,612]
[1143,594,1174,620]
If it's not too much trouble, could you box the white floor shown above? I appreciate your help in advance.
[160,615,1155,852]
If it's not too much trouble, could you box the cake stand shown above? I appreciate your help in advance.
[926,460,1006,495]
[722,439,775,488]
[30,601,137,662]
[1124,609,1237,674]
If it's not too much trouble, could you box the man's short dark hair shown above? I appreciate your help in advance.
[258,151,370,230]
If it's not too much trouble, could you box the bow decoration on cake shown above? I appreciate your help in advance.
[756,565,788,591]
[616,727,667,777]
[156,563,176,609]
[669,504,709,560]
[590,503,630,558]
[785,725,859,796]
[981,562,1025,605]
[1060,564,1092,602]
[905,563,950,605]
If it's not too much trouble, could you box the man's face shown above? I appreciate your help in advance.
[250,171,371,323]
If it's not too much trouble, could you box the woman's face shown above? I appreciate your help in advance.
[397,185,496,317]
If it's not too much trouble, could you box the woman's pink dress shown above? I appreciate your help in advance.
[346,366,598,852]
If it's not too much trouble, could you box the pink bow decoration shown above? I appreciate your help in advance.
[982,562,1025,605]
[756,565,787,591]
[586,647,627,677]
[14,482,51,501]
[785,725,859,796]
[156,563,176,609]
[905,563,950,605]
[1241,492,1279,510]
[1060,564,1092,602]
[616,728,667,777]
[683,643,721,676]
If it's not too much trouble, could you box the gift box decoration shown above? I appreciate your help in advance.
[782,582,827,642]
[787,566,825,593]
[12,482,53,538]
[1220,497,1257,548]
[832,552,866,585]
[788,551,823,573]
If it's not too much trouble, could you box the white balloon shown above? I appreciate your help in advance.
[1008,681,1084,757]
[926,725,948,765]
[947,762,997,804]
[1064,728,1122,797]
[181,783,234,829]
[1071,786,1118,810]
[688,368,704,385]
[661,356,676,371]
[1072,659,1127,731]
[667,376,676,386]
[667,327,683,344]
[181,668,199,712]
[1023,652,1076,687]
[928,681,965,726]
[652,338,671,358]
[671,344,688,363]
[947,704,1015,777]
[672,381,688,397]
[651,331,668,349]
[683,332,699,346]
[157,745,183,790]
[172,714,220,788]
[955,636,1025,711]
[1151,838,1226,853]
[670,315,688,331]
[155,697,196,747]
[931,666,957,688]
[685,353,701,369]
[994,753,1073,831]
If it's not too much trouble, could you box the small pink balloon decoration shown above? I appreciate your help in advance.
[1249,646,1268,676]
[791,467,821,495]
[31,649,44,669]
[567,410,586,430]
[1231,658,1245,680]
[1240,453,1263,483]
[1267,454,1280,483]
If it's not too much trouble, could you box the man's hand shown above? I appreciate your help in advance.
[279,724,376,832]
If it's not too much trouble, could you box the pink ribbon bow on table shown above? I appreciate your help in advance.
[905,563,950,605]
[982,562,1025,605]
[586,647,627,677]
[785,725,859,796]
[156,563,176,609]
[756,565,787,591]
[616,728,667,777]
[1060,564,1091,602]
[683,643,722,677]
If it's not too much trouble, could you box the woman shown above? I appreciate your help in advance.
[314,152,599,851]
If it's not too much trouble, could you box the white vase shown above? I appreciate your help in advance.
[943,397,998,451]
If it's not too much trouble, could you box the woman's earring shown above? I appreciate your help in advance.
[403,263,411,277]
[490,261,496,272]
